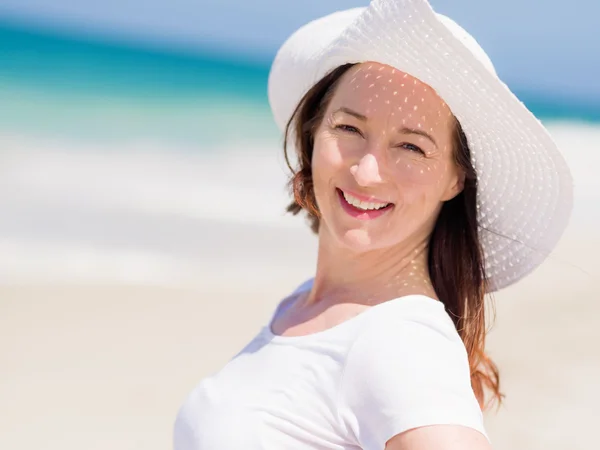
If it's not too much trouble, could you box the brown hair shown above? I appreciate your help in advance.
[283,63,503,410]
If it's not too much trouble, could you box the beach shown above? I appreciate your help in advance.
[1,121,599,449]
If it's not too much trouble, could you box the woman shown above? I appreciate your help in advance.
[174,0,572,449]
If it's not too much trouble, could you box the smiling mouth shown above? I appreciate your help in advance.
[336,188,394,218]
[341,190,391,210]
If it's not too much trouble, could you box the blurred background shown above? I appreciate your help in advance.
[0,1,598,449]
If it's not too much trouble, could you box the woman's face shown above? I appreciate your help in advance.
[312,62,464,251]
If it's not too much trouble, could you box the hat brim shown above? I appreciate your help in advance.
[268,0,573,291]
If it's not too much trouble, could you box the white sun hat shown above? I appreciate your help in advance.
[267,0,573,292]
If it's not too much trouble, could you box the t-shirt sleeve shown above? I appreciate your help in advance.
[337,305,489,449]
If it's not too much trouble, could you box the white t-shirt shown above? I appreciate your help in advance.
[174,280,489,449]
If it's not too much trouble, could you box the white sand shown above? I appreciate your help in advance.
[1,123,599,449]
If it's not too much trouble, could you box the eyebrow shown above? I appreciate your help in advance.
[401,127,438,148]
[334,106,368,121]
[333,106,438,148]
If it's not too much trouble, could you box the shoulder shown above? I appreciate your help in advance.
[270,278,314,316]
[337,296,488,449]
[350,295,464,357]
[341,296,469,391]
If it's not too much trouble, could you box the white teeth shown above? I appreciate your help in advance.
[342,191,390,211]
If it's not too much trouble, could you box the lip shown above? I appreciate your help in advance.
[338,188,391,205]
[336,188,394,220]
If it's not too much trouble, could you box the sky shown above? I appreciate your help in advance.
[0,0,598,101]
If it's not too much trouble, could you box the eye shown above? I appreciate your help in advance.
[334,124,362,135]
[398,143,425,155]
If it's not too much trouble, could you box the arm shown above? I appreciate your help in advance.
[386,424,493,450]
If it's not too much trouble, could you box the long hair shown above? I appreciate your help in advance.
[282,63,503,409]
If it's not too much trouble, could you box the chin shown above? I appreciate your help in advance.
[338,228,379,252]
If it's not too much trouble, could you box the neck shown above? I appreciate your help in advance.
[305,227,438,307]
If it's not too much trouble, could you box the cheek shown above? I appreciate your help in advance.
[391,155,452,189]
[392,159,454,212]
[311,134,347,179]
[311,135,345,206]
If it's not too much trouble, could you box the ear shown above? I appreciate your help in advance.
[441,167,466,202]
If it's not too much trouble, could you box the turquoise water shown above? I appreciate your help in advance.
[0,20,599,145]
[0,21,277,145]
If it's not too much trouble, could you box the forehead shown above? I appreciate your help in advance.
[330,62,452,122]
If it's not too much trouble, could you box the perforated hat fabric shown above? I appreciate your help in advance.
[267,0,573,292]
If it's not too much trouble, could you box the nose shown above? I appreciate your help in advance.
[350,153,383,186]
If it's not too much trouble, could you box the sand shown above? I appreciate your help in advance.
[2,222,598,450]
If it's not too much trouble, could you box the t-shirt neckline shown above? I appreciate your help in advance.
[262,293,444,343]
